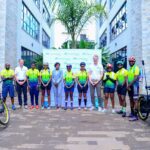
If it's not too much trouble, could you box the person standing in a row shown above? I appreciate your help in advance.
[26,62,40,109]
[89,54,104,111]
[76,62,89,110]
[64,64,75,110]
[1,63,16,110]
[15,59,28,109]
[40,63,52,109]
[52,62,63,109]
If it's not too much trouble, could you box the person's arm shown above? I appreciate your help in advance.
[52,70,56,84]
[76,74,82,88]
[45,71,52,86]
[56,70,63,84]
[95,65,104,85]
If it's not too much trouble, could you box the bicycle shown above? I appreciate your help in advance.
[138,60,150,121]
[0,81,10,126]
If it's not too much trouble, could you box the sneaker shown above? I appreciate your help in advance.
[47,106,50,110]
[30,105,34,110]
[78,107,81,110]
[128,113,134,118]
[90,106,94,111]
[16,105,22,109]
[98,107,102,112]
[102,108,107,113]
[129,116,138,121]
[12,105,16,110]
[41,106,44,110]
[84,107,87,111]
[24,105,28,109]
[35,105,39,109]
[112,109,116,114]
[116,110,123,114]
[122,112,126,117]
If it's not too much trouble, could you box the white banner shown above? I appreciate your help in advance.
[43,49,102,107]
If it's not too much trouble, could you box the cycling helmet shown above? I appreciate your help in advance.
[129,56,136,62]
[80,62,86,67]
[117,61,124,65]
[106,63,113,68]
[66,64,72,68]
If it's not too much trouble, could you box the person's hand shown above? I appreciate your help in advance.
[36,85,40,90]
[19,81,24,85]
[127,85,131,91]
[27,86,30,91]
[55,83,58,87]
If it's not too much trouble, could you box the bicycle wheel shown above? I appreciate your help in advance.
[138,97,149,121]
[0,101,9,126]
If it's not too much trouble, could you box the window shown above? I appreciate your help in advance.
[99,1,107,27]
[21,47,39,68]
[43,0,51,7]
[43,2,51,27]
[110,0,116,9]
[110,46,127,72]
[110,2,127,41]
[42,29,50,48]
[99,30,107,48]
[22,3,40,41]
[33,0,40,9]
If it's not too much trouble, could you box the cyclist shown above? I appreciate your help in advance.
[103,63,116,113]
[76,62,89,110]
[26,62,40,109]
[127,56,140,121]
[116,61,128,117]
[40,63,52,110]
[1,63,16,110]
[64,64,75,110]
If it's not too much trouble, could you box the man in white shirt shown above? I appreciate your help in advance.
[15,59,28,109]
[89,54,104,111]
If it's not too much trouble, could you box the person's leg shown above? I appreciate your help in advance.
[77,84,82,109]
[57,83,62,108]
[110,93,115,109]
[89,83,95,109]
[96,82,103,109]
[53,85,58,107]
[34,85,39,106]
[2,84,8,103]
[47,89,51,107]
[83,93,87,108]
[41,89,45,107]
[64,92,69,110]
[104,93,109,110]
[70,92,74,110]
[29,85,34,106]
[16,83,22,106]
[22,82,28,106]
[128,86,134,117]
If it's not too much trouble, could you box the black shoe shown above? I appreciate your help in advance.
[122,112,126,117]
[117,110,123,114]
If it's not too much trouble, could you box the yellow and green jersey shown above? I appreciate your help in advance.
[40,69,52,84]
[26,68,40,83]
[64,71,75,86]
[128,65,140,85]
[116,68,128,85]
[103,71,116,88]
[1,69,14,84]
[76,70,88,85]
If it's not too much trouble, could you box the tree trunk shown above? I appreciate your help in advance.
[71,34,76,48]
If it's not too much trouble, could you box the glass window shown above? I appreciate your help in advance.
[110,0,116,9]
[110,2,127,41]
[43,2,51,27]
[110,46,127,72]
[22,3,40,41]
[99,30,107,49]
[21,47,39,68]
[42,29,50,48]
[33,0,40,9]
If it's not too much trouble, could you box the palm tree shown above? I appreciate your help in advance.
[99,47,110,68]
[50,0,106,48]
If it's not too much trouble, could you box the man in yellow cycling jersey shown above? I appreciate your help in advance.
[26,62,40,110]
[127,56,140,121]
[1,63,16,110]
[116,61,128,117]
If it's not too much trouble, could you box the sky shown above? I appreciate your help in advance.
[53,19,96,48]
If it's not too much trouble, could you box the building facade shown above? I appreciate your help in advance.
[0,0,54,69]
[96,0,150,89]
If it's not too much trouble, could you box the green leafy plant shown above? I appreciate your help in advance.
[34,54,43,70]
[50,0,106,48]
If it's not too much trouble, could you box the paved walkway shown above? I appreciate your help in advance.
[0,107,150,150]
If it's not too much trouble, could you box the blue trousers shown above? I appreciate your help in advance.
[29,83,39,106]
